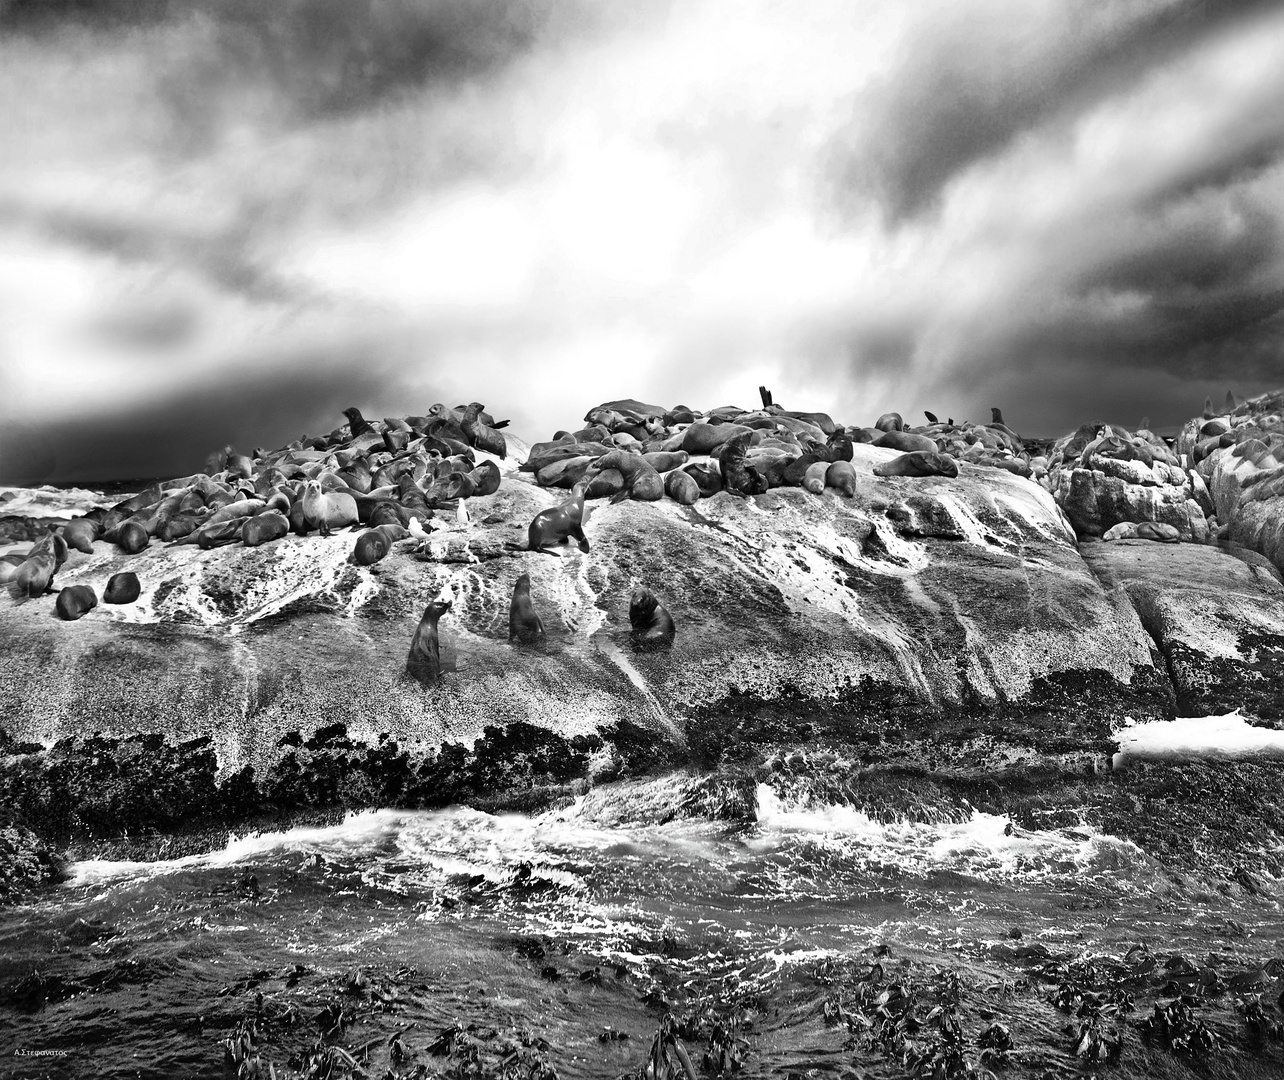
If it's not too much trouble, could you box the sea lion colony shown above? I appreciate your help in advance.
[2,390,1212,675]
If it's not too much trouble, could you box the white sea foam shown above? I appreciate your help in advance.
[1112,710,1284,767]
[752,785,1139,884]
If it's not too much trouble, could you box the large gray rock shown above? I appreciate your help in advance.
[1081,540,1284,720]
[0,445,1170,788]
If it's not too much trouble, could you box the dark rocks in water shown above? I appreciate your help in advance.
[0,825,66,902]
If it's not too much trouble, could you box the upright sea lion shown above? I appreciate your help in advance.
[875,412,903,433]
[12,530,70,597]
[406,594,452,687]
[873,451,960,478]
[104,571,141,604]
[718,431,767,496]
[629,587,675,651]
[525,485,592,555]
[460,403,507,458]
[509,573,545,643]
[56,584,97,621]
[301,481,358,536]
[343,407,376,438]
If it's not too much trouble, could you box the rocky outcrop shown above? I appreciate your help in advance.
[1,444,1169,796]
[1081,539,1284,720]
[1045,422,1213,541]
[1181,390,1284,571]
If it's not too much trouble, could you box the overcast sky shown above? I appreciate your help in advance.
[2,0,1283,483]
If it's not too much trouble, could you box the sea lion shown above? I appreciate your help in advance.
[664,469,700,505]
[61,517,99,554]
[351,523,410,566]
[873,451,960,478]
[585,468,626,500]
[642,451,689,473]
[681,422,755,455]
[782,453,826,487]
[537,455,596,489]
[0,552,28,585]
[825,460,858,497]
[406,594,452,687]
[873,430,938,454]
[467,460,502,497]
[367,500,407,528]
[718,431,767,496]
[116,520,149,555]
[1134,521,1181,542]
[160,513,200,541]
[509,573,545,642]
[242,510,290,548]
[875,412,903,433]
[197,518,250,549]
[104,571,141,604]
[460,404,507,458]
[802,461,829,495]
[343,407,376,438]
[682,462,722,498]
[629,587,675,651]
[301,481,359,536]
[524,485,592,555]
[55,584,97,621]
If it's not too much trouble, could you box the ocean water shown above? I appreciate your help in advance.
[3,774,1282,1080]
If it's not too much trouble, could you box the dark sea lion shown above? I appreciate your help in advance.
[352,523,409,566]
[406,595,452,687]
[875,412,903,433]
[467,402,509,430]
[460,404,507,458]
[782,453,826,487]
[681,422,754,455]
[826,432,854,462]
[242,510,290,547]
[664,469,700,505]
[0,552,28,585]
[56,584,97,621]
[525,485,592,555]
[160,513,200,541]
[682,462,722,497]
[537,455,596,489]
[642,451,689,473]
[343,407,376,438]
[626,469,664,502]
[718,431,767,496]
[825,460,858,496]
[116,520,149,555]
[104,571,141,604]
[382,429,410,455]
[873,451,960,478]
[665,406,697,425]
[466,461,502,497]
[585,468,626,500]
[367,500,407,528]
[629,587,675,651]
[874,430,937,453]
[925,411,939,424]
[56,585,97,618]
[509,573,545,642]
[197,518,250,548]
[12,531,67,597]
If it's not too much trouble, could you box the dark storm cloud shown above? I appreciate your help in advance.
[0,348,442,485]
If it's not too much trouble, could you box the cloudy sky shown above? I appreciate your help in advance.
[1,0,1282,483]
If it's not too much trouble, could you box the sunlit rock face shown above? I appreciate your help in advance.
[1045,423,1213,542]
[1181,390,1284,573]
[0,443,1170,789]
[1082,540,1284,722]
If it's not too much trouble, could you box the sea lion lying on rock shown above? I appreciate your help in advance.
[873,451,960,479]
[1102,521,1181,542]
[56,584,97,621]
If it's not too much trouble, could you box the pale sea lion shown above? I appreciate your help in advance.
[104,571,141,604]
[629,587,675,651]
[802,461,829,495]
[61,518,99,554]
[585,468,626,500]
[56,584,97,621]
[874,430,938,454]
[873,451,960,478]
[509,573,545,642]
[406,594,452,686]
[301,481,359,536]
